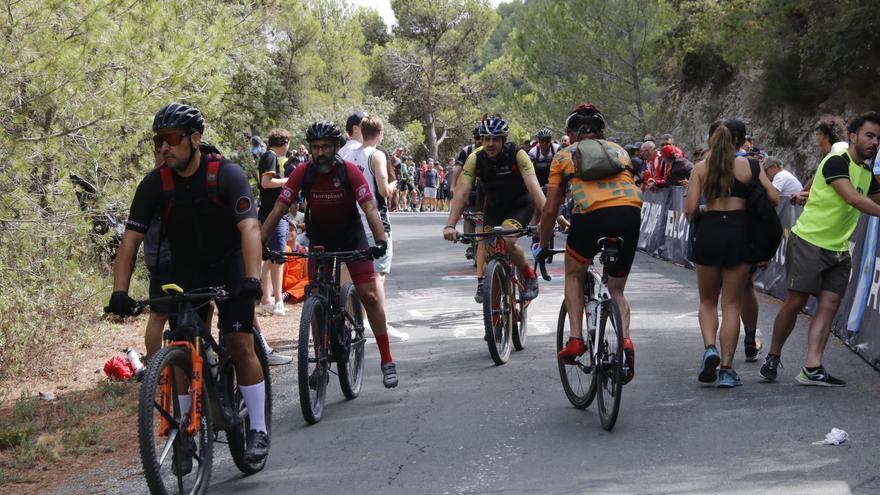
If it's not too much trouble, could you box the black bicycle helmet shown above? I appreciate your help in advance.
[564,104,606,134]
[480,117,509,137]
[472,125,481,138]
[536,127,552,140]
[306,121,343,143]
[152,103,205,134]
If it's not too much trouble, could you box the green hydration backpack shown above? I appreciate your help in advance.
[567,139,631,181]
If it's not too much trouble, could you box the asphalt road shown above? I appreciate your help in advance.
[103,213,880,494]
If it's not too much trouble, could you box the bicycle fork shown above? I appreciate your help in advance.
[159,341,204,437]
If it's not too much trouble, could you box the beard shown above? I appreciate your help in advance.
[315,155,334,173]
[166,145,194,170]
[855,138,878,163]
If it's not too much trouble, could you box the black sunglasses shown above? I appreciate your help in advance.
[153,131,191,149]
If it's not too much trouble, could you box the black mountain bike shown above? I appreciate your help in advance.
[108,285,272,494]
[459,225,534,365]
[280,247,369,424]
[537,237,626,431]
[462,210,483,267]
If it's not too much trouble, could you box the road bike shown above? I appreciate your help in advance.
[537,237,626,431]
[107,284,272,494]
[459,225,534,365]
[279,247,370,424]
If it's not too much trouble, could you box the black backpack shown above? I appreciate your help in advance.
[746,158,782,263]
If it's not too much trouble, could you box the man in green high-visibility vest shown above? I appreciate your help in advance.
[761,112,880,387]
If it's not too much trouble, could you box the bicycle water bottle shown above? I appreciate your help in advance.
[125,348,145,374]
[585,299,598,332]
[205,347,219,380]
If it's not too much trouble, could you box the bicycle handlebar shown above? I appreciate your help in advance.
[276,247,374,262]
[104,286,228,316]
[454,225,537,244]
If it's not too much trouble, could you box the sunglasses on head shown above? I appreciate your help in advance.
[152,131,191,149]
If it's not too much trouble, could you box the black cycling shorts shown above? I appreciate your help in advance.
[483,200,533,231]
[567,206,641,277]
[170,253,254,335]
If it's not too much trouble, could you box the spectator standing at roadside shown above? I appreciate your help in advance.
[660,133,685,158]
[423,159,439,211]
[761,112,880,386]
[763,157,803,196]
[661,144,693,186]
[350,116,409,342]
[293,144,310,165]
[257,129,291,316]
[641,141,668,189]
[686,119,780,388]
[339,111,366,160]
[794,115,851,205]
[625,142,645,187]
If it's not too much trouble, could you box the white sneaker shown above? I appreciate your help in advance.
[266,349,292,366]
[387,324,410,342]
[272,301,286,316]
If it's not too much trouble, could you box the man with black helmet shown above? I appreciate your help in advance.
[109,103,271,464]
[528,127,560,191]
[443,117,546,302]
[535,104,642,384]
[260,121,399,388]
[452,125,484,262]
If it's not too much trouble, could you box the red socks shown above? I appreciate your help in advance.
[376,333,393,365]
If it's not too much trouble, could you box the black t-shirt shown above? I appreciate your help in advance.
[823,154,880,193]
[126,155,257,270]
[457,145,476,166]
[257,150,283,220]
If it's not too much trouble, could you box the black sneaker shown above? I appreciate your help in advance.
[796,366,846,387]
[743,329,763,362]
[523,277,539,301]
[759,355,782,381]
[474,283,484,304]
[171,436,195,476]
[381,362,398,388]
[244,429,270,463]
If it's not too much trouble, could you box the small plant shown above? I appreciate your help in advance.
[13,392,38,422]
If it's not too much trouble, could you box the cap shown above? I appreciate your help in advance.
[345,111,368,134]
[660,144,677,159]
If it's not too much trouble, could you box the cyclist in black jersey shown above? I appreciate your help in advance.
[453,126,484,262]
[444,117,546,301]
[109,103,270,463]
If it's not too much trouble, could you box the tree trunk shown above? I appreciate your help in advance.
[424,112,438,161]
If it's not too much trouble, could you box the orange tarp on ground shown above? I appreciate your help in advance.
[283,242,309,303]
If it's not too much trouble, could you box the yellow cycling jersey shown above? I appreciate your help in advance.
[548,141,642,214]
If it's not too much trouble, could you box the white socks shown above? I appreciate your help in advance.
[239,382,267,433]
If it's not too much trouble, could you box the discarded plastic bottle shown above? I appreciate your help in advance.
[125,348,145,374]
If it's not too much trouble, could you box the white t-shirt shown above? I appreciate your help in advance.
[338,139,362,161]
[831,141,848,154]
[771,169,803,196]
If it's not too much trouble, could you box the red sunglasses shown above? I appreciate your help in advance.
[152,131,190,149]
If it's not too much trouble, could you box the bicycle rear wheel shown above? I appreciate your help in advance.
[556,302,596,409]
[338,282,365,399]
[511,267,528,351]
[483,259,512,365]
[226,331,273,475]
[298,297,329,424]
[596,298,624,431]
[139,346,213,495]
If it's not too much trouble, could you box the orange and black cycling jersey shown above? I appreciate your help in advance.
[547,141,642,215]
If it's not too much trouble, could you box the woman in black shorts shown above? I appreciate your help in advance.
[686,119,779,388]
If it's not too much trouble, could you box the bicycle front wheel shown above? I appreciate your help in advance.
[226,331,272,475]
[298,297,329,424]
[483,259,512,365]
[338,282,365,399]
[596,298,624,431]
[511,267,528,351]
[139,346,213,495]
[556,302,596,409]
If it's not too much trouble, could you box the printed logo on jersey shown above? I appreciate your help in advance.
[234,196,252,214]
[356,184,369,201]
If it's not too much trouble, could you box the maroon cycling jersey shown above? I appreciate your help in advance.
[279,160,374,240]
